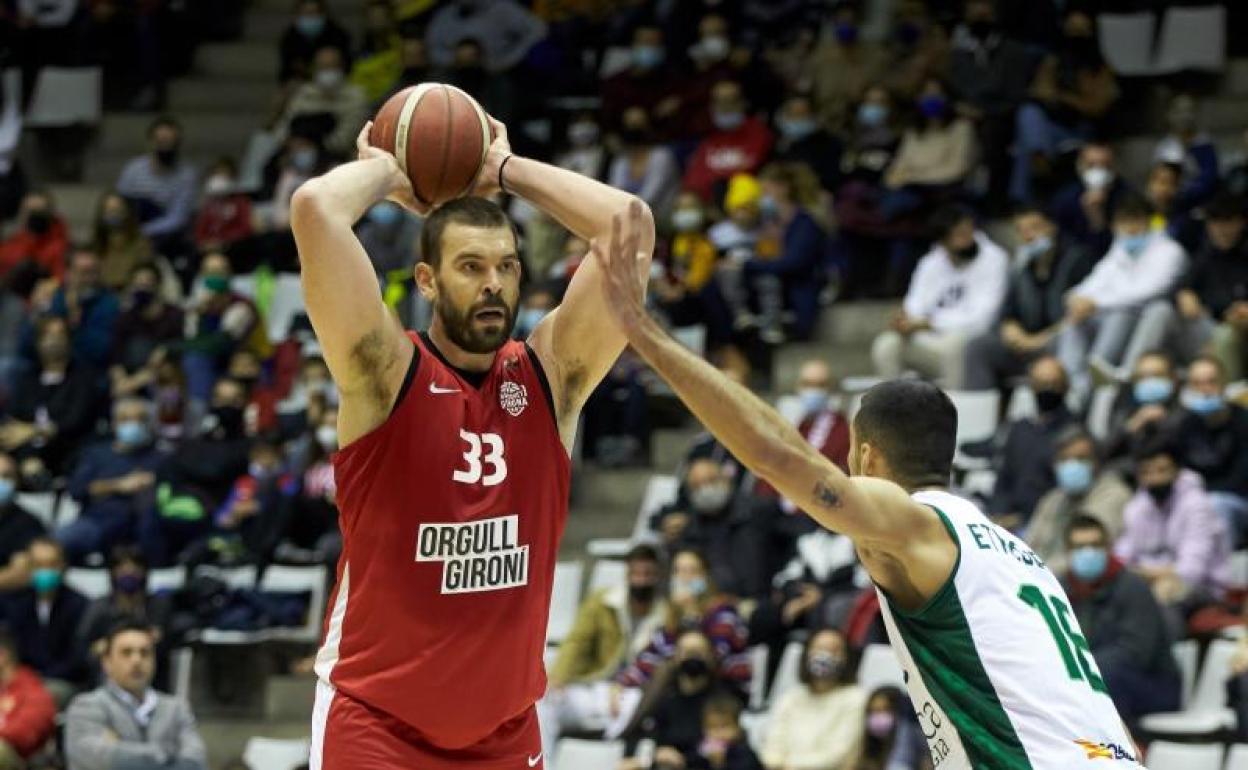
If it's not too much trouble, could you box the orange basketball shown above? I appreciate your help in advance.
[370,83,493,208]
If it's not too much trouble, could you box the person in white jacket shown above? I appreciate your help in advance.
[871,205,1009,388]
[1058,193,1187,406]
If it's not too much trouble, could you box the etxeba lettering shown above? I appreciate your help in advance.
[416,515,530,594]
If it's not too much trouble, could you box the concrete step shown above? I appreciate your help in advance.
[167,75,277,114]
[816,300,894,348]
[196,40,283,81]
[1224,59,1248,98]
[199,716,309,769]
[265,674,316,721]
[97,112,254,155]
[46,183,103,242]
[1198,95,1248,133]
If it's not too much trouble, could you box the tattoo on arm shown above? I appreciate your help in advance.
[813,481,843,509]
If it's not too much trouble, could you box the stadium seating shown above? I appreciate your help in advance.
[552,738,624,770]
[1141,639,1238,736]
[545,561,584,646]
[1146,740,1224,770]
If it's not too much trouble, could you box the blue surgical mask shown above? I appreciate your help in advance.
[672,209,704,233]
[798,387,829,416]
[759,193,779,219]
[673,576,707,598]
[368,202,401,227]
[0,477,14,505]
[632,44,665,71]
[291,148,318,173]
[777,117,818,141]
[835,23,859,45]
[295,15,325,38]
[31,568,61,594]
[712,110,745,131]
[1055,459,1093,495]
[1133,376,1173,405]
[918,95,947,119]
[1181,389,1225,416]
[115,420,150,449]
[1069,546,1108,582]
[1019,235,1053,264]
[857,102,888,127]
[1118,233,1150,257]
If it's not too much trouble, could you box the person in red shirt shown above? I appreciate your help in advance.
[292,112,654,770]
[682,80,775,202]
[193,158,253,254]
[0,626,56,766]
[0,191,69,289]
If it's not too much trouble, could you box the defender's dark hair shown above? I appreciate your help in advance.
[853,379,957,490]
[419,197,515,268]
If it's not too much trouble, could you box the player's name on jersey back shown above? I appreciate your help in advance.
[416,514,530,594]
[965,522,1047,571]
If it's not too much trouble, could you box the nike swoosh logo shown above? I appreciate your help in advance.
[527,753,542,767]
[429,382,461,395]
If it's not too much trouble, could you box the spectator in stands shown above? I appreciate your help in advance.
[1143,162,1200,251]
[1010,8,1117,203]
[871,205,1009,388]
[1026,428,1130,574]
[1057,194,1187,407]
[772,93,841,193]
[1173,193,1248,380]
[65,621,206,770]
[0,452,45,591]
[601,24,679,134]
[213,439,298,568]
[278,46,369,160]
[278,0,351,84]
[808,3,886,130]
[0,626,55,768]
[109,264,185,399]
[557,112,607,182]
[1049,141,1129,256]
[1063,515,1180,729]
[580,351,650,468]
[174,253,259,403]
[1103,351,1182,462]
[1174,356,1248,545]
[358,200,421,281]
[683,81,774,202]
[1116,435,1229,616]
[349,0,402,104]
[538,544,667,761]
[282,405,339,564]
[882,0,950,102]
[77,546,172,665]
[964,205,1094,393]
[3,316,108,476]
[695,695,764,770]
[657,459,759,598]
[193,158,254,257]
[608,108,681,216]
[425,0,546,73]
[761,628,866,770]
[1227,128,1248,201]
[853,686,929,770]
[0,191,68,290]
[0,537,89,703]
[989,356,1076,531]
[880,78,978,221]
[116,116,198,261]
[40,245,121,368]
[1154,94,1220,212]
[58,397,160,565]
[93,193,154,292]
[650,193,734,350]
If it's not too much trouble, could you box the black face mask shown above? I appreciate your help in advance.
[968,19,996,39]
[678,657,711,679]
[953,242,979,261]
[401,66,427,85]
[1034,389,1066,414]
[1145,482,1174,506]
[26,211,52,235]
[629,583,657,603]
[155,147,180,167]
[620,128,650,147]
[211,405,245,438]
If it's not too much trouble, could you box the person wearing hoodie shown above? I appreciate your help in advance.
[1173,356,1248,546]
[1062,514,1179,730]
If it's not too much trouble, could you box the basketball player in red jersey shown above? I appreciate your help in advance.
[290,113,654,770]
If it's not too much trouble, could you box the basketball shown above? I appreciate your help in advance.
[369,83,494,208]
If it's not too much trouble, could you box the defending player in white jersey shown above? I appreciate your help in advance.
[591,203,1142,770]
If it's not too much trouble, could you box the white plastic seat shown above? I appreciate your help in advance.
[768,641,805,708]
[748,645,770,711]
[545,561,584,645]
[1097,13,1157,76]
[1086,385,1119,442]
[242,737,310,770]
[858,644,906,694]
[1172,639,1199,708]
[553,738,624,770]
[587,559,627,594]
[1145,740,1222,770]
[15,492,57,528]
[1224,743,1248,770]
[1154,5,1225,73]
[63,568,110,599]
[1140,638,1238,735]
[25,67,102,126]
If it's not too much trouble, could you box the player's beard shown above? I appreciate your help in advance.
[435,290,517,354]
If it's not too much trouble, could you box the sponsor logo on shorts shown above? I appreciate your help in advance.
[500,381,528,417]
[416,514,529,594]
[1074,739,1137,762]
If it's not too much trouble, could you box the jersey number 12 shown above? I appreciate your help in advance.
[1017,583,1107,695]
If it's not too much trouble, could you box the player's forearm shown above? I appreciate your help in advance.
[503,155,648,242]
[292,157,406,232]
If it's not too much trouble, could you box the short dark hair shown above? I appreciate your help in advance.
[1131,429,1180,465]
[129,262,160,283]
[0,625,15,659]
[103,618,154,654]
[419,197,515,267]
[1113,192,1153,221]
[108,545,147,573]
[1205,191,1246,221]
[1011,203,1050,221]
[1054,426,1098,459]
[147,115,181,138]
[853,380,957,489]
[703,693,743,724]
[929,204,975,242]
[626,543,661,565]
[1065,513,1108,544]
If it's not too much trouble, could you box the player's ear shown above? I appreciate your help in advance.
[415,261,437,301]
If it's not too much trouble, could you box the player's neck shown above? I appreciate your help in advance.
[426,322,496,373]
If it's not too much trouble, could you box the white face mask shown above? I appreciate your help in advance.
[316,424,338,451]
[316,68,344,90]
[694,35,730,62]
[1081,166,1113,190]
[690,482,732,513]
[204,175,233,196]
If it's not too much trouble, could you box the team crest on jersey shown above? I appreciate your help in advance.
[500,381,528,417]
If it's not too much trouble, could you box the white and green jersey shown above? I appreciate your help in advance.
[876,490,1142,769]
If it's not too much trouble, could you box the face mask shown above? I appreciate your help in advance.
[918,95,947,119]
[202,274,230,294]
[250,461,276,480]
[778,117,818,141]
[1055,458,1093,495]
[291,148,318,173]
[31,568,61,594]
[807,650,843,680]
[26,211,52,235]
[691,482,732,513]
[295,15,325,37]
[712,110,745,131]
[155,147,179,167]
[368,202,401,227]
[115,420,150,449]
[1181,389,1225,416]
[1081,166,1113,190]
[867,711,896,739]
[798,387,829,416]
[672,208,704,233]
[211,406,245,437]
[758,193,779,219]
[204,175,233,196]
[102,210,127,229]
[673,576,708,598]
[1145,482,1174,506]
[835,23,859,44]
[131,289,155,308]
[0,478,14,506]
[968,18,996,39]
[114,573,144,595]
[629,583,657,603]
[896,21,922,47]
[1034,389,1066,414]
[1118,233,1150,257]
[316,424,338,451]
[632,44,664,71]
[1069,546,1108,582]
[316,68,344,90]
[1019,235,1053,264]
[857,102,887,127]
[952,242,979,261]
[679,657,711,679]
[567,121,599,147]
[37,338,69,362]
[695,35,730,62]
[1133,377,1173,405]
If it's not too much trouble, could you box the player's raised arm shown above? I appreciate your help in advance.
[290,123,418,444]
[474,119,655,427]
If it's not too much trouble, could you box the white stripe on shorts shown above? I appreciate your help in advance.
[309,679,337,770]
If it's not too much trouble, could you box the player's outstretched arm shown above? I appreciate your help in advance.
[474,119,655,430]
[291,123,418,444]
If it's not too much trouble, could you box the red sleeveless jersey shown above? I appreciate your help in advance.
[316,331,570,749]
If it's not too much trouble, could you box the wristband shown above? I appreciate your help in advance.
[498,154,514,195]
